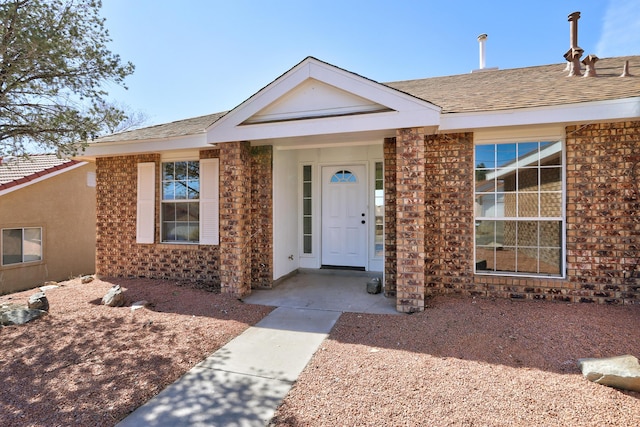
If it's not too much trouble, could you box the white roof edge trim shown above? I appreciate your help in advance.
[474,124,565,144]
[208,109,440,143]
[440,97,640,131]
[0,161,88,197]
[81,134,209,158]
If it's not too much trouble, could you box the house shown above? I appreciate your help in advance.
[0,154,96,294]
[81,40,639,312]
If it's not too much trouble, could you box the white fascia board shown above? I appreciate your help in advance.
[208,109,439,144]
[0,162,88,197]
[80,133,208,159]
[440,97,640,131]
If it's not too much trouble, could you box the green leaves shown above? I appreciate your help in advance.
[0,0,134,156]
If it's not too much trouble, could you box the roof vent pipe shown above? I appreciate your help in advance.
[478,34,487,70]
[621,60,632,77]
[564,11,584,76]
[582,54,599,77]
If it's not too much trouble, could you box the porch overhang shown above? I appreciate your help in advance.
[207,57,441,145]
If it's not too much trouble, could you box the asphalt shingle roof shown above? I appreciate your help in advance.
[0,154,79,191]
[94,55,640,144]
[385,55,640,113]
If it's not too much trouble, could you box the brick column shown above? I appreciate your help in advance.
[219,141,252,296]
[383,137,397,297]
[395,128,427,312]
[250,145,273,288]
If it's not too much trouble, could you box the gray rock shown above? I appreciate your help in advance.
[102,285,125,307]
[578,355,640,392]
[28,292,49,312]
[367,277,381,294]
[0,308,47,326]
[39,284,59,292]
[81,275,94,284]
[130,300,149,311]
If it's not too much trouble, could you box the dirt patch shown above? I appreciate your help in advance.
[272,296,640,426]
[0,277,273,426]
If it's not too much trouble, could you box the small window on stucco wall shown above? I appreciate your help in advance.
[2,227,42,265]
[474,141,563,276]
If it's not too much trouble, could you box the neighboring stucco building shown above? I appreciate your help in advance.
[81,49,640,312]
[0,154,96,294]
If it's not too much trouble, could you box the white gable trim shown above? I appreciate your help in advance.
[207,57,441,144]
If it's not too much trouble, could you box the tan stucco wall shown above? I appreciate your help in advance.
[0,163,96,294]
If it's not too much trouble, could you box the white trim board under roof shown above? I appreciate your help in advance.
[206,57,441,144]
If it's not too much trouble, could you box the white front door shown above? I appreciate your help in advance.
[321,165,368,267]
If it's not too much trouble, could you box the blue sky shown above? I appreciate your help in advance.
[100,0,640,127]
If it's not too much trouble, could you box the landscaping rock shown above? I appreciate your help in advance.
[28,292,49,312]
[0,307,47,326]
[40,284,59,292]
[578,355,640,392]
[102,285,125,307]
[81,275,94,284]
[367,277,381,294]
[130,300,149,311]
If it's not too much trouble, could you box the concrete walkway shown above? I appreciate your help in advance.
[118,271,398,426]
[117,306,341,427]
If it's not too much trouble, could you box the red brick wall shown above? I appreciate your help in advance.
[395,128,427,312]
[383,137,397,296]
[250,145,273,288]
[565,121,640,304]
[219,141,253,296]
[424,133,477,296]
[95,152,220,288]
[416,122,640,305]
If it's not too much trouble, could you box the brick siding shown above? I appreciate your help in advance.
[387,122,640,308]
[95,152,221,289]
[250,145,274,288]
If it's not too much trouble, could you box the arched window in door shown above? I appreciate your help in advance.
[330,170,357,183]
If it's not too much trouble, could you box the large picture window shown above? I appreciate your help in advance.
[475,141,563,276]
[2,227,42,265]
[161,161,200,243]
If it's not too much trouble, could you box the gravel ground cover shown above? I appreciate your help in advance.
[271,295,640,426]
[2,278,639,426]
[0,277,272,426]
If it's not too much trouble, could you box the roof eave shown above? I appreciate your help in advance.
[440,96,640,131]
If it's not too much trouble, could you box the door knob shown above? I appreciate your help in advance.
[361,220,366,224]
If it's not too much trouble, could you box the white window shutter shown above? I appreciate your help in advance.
[136,162,155,244]
[199,158,219,245]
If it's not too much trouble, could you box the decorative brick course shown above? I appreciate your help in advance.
[95,153,220,289]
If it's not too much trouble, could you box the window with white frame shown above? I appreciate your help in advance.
[2,227,42,265]
[136,158,218,246]
[474,141,563,276]
[161,161,200,243]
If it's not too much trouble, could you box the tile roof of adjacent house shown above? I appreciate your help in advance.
[94,55,640,143]
[0,154,80,192]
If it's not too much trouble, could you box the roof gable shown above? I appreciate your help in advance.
[207,57,440,143]
[244,78,391,124]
